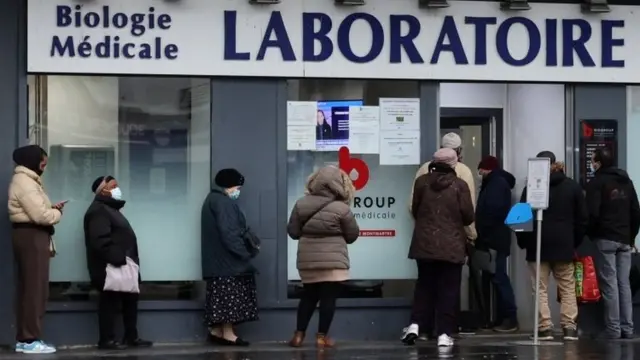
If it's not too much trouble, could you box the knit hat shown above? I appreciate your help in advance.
[536,151,556,163]
[441,132,462,149]
[91,175,114,194]
[432,148,458,168]
[215,168,245,188]
[478,156,500,171]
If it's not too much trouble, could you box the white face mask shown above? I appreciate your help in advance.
[110,187,123,200]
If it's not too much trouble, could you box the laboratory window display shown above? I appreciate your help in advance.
[27,75,211,301]
[286,79,421,299]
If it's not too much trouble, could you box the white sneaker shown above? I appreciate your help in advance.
[401,323,419,345]
[20,340,56,354]
[437,334,454,347]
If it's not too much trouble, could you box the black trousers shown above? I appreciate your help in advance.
[98,290,139,343]
[296,282,341,334]
[410,260,463,336]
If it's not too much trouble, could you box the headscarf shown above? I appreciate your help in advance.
[12,145,47,175]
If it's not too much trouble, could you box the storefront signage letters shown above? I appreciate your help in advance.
[51,5,179,60]
[28,0,635,82]
[224,11,624,68]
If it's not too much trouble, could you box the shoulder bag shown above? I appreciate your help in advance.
[301,199,335,229]
[104,256,140,293]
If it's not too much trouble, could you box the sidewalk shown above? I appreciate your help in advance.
[0,333,638,359]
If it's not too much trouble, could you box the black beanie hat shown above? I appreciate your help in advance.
[91,175,114,193]
[536,151,556,164]
[215,168,244,188]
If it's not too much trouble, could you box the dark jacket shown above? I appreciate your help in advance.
[201,188,255,278]
[409,165,475,264]
[287,166,359,272]
[517,171,588,262]
[475,169,516,255]
[84,196,139,290]
[585,167,640,245]
[316,123,332,140]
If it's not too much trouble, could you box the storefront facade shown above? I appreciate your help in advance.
[0,0,639,345]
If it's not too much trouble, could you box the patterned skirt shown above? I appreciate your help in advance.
[204,275,259,326]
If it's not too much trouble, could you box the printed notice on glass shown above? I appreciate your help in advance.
[526,157,551,210]
[379,98,420,131]
[379,130,421,165]
[348,106,380,154]
[287,101,317,151]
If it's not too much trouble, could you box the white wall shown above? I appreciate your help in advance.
[440,83,506,109]
[43,76,210,282]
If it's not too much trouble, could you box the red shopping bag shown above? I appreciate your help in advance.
[575,256,601,303]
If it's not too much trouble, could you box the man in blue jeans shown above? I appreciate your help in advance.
[475,156,518,332]
[586,148,640,339]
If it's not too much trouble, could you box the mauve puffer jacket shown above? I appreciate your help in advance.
[287,166,360,271]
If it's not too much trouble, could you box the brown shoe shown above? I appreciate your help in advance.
[316,333,335,348]
[288,331,305,347]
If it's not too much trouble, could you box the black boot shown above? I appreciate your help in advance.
[493,318,519,333]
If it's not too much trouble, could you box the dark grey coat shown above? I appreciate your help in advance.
[201,189,255,278]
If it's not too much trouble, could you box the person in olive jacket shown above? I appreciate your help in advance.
[84,175,152,350]
[201,168,258,347]
[402,148,475,348]
[517,151,587,342]
[287,165,359,348]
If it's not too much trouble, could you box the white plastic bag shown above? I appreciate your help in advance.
[103,257,140,293]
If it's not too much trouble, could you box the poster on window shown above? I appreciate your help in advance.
[580,119,618,186]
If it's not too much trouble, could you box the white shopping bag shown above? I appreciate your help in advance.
[103,257,140,293]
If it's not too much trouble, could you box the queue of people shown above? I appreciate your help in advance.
[6,134,640,353]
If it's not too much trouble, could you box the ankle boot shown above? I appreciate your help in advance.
[288,331,305,347]
[316,333,335,348]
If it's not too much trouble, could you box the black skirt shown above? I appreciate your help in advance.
[204,275,259,326]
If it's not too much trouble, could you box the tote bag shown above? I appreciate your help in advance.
[104,257,140,293]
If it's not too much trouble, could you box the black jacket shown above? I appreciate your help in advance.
[517,171,588,262]
[316,123,332,140]
[585,167,640,245]
[201,189,255,278]
[475,169,515,255]
[84,196,139,290]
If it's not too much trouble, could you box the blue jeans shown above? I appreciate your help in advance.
[492,252,518,321]
[595,239,634,336]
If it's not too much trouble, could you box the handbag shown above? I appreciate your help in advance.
[103,257,140,293]
[574,255,601,303]
[466,243,496,274]
[630,249,640,297]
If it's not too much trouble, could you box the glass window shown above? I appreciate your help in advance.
[29,75,211,301]
[286,79,420,299]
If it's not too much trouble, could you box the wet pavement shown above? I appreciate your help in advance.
[1,335,639,359]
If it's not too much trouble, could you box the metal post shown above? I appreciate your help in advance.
[532,209,543,345]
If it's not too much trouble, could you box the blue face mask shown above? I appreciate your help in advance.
[229,189,240,200]
[110,187,123,201]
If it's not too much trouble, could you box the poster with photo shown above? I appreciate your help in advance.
[580,119,618,186]
[316,99,363,151]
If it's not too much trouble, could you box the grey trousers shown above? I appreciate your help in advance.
[594,239,634,336]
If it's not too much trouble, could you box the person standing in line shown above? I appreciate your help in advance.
[84,176,153,350]
[287,166,359,348]
[201,169,258,346]
[404,133,477,342]
[9,145,65,354]
[585,148,640,340]
[402,148,475,348]
[517,151,587,341]
[475,156,519,333]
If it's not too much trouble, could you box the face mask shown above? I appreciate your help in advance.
[229,189,240,200]
[110,187,123,201]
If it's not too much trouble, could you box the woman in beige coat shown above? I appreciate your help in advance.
[287,166,360,348]
[8,145,65,354]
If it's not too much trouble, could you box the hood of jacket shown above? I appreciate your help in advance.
[595,167,632,184]
[482,169,516,190]
[550,170,567,186]
[305,166,355,204]
[427,168,457,191]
